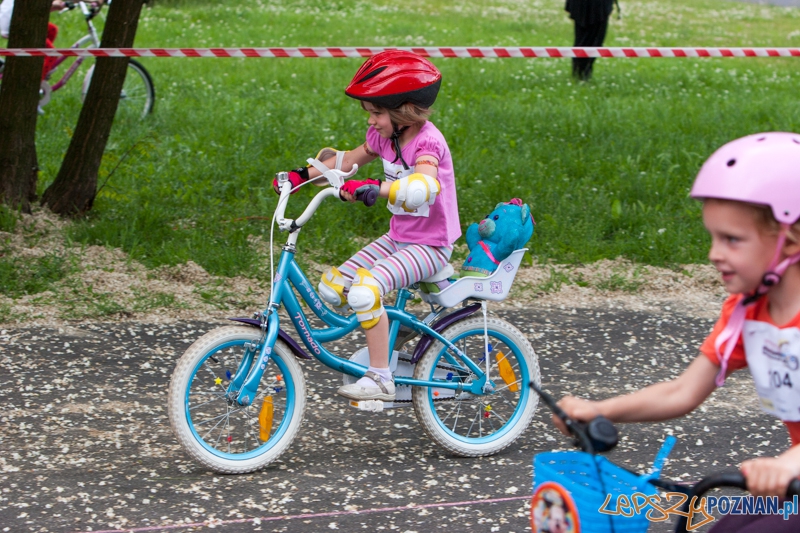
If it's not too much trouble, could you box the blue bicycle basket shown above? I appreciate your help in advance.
[531,437,676,533]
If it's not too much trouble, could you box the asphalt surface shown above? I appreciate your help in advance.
[0,305,786,533]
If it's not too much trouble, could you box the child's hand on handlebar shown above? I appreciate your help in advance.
[741,457,800,497]
[554,396,603,436]
[272,170,308,195]
[340,178,380,204]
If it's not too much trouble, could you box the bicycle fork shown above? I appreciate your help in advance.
[226,308,280,406]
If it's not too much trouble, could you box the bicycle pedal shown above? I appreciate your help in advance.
[349,399,384,412]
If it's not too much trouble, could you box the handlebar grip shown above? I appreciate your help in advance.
[788,478,800,497]
[355,186,378,207]
[529,381,619,454]
[585,416,619,453]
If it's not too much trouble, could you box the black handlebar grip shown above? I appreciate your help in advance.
[585,416,619,453]
[529,381,619,454]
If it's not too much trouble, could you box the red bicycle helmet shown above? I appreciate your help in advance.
[345,50,442,109]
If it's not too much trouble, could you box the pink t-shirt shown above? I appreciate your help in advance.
[366,121,461,247]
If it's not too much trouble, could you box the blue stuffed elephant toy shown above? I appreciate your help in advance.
[462,198,535,277]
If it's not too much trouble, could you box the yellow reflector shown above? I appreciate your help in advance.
[495,351,519,392]
[258,395,274,441]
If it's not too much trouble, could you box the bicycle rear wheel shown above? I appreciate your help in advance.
[412,316,539,456]
[167,326,306,473]
[82,59,155,120]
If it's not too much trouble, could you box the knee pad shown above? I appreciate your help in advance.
[347,268,384,329]
[388,173,441,213]
[319,266,347,308]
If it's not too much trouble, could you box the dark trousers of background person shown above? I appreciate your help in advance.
[565,0,614,81]
[572,18,608,80]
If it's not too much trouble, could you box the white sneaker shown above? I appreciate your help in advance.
[337,370,395,401]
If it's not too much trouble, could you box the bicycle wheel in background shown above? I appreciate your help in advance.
[82,58,155,120]
[412,316,540,457]
[167,326,307,474]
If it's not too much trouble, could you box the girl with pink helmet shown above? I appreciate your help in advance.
[555,132,800,532]
[273,51,460,402]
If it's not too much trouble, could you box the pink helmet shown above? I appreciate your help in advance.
[690,132,800,224]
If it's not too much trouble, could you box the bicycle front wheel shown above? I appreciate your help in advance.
[167,326,306,474]
[412,316,539,457]
[82,59,155,120]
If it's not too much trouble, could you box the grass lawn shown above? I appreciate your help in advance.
[4,0,800,301]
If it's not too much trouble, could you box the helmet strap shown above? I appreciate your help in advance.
[390,126,410,170]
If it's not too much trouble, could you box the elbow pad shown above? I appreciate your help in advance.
[388,173,441,214]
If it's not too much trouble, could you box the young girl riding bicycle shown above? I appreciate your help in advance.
[555,132,800,532]
[274,50,460,402]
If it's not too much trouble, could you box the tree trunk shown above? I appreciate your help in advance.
[0,0,52,213]
[42,0,145,217]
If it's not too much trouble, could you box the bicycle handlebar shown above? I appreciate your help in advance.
[273,173,374,233]
[61,1,103,17]
[529,382,619,454]
[673,472,800,533]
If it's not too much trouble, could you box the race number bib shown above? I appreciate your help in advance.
[743,320,800,421]
[381,159,431,217]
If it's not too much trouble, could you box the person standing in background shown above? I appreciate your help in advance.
[565,0,616,81]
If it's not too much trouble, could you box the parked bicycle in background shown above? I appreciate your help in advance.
[0,0,155,119]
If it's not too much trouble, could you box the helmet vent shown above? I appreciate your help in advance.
[726,159,736,167]
[793,139,800,145]
[356,66,386,84]
[757,136,766,141]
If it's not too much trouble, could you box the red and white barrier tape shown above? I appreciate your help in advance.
[1,46,800,58]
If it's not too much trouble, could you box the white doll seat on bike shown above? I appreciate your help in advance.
[418,249,527,308]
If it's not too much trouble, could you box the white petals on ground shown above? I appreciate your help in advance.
[0,302,776,532]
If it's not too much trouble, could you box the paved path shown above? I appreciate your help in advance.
[0,305,782,532]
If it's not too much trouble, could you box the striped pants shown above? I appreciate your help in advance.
[338,234,453,297]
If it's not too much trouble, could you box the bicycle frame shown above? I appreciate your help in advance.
[47,2,101,90]
[226,187,493,408]
[45,34,94,91]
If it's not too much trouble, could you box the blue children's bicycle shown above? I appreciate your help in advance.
[167,161,541,474]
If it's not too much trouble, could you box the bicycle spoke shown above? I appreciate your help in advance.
[203,412,232,444]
